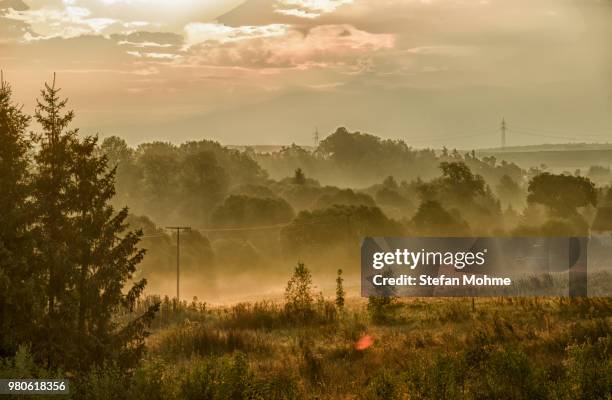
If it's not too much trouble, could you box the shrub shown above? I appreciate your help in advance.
[367,296,401,324]
[157,323,269,359]
[78,363,127,400]
[564,337,612,400]
[285,263,315,322]
[363,370,401,400]
[403,353,464,400]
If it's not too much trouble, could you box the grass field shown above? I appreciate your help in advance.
[60,294,609,400]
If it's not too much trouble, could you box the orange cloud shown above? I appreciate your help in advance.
[185,24,394,70]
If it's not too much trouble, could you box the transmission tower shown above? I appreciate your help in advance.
[314,127,320,148]
[501,118,507,149]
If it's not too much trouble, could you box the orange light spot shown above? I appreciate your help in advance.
[355,334,374,351]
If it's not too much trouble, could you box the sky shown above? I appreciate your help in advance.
[1,0,611,148]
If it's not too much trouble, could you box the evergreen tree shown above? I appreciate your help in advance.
[0,75,40,356]
[32,75,81,368]
[32,76,158,371]
[335,269,345,310]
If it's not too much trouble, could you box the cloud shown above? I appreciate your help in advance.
[5,5,118,38]
[275,8,318,19]
[126,50,179,60]
[0,0,29,11]
[184,22,289,48]
[279,0,353,13]
[184,24,394,70]
[275,0,353,18]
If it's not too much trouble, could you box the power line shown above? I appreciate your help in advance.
[141,223,291,237]
[511,125,610,139]
[407,131,494,144]
[193,223,290,232]
[141,233,167,238]
[511,128,608,142]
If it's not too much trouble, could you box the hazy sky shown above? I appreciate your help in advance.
[1,0,611,147]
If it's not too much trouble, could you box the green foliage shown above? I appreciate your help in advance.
[314,188,376,209]
[403,353,464,400]
[157,323,269,359]
[100,137,268,226]
[363,370,401,400]
[181,353,300,400]
[375,187,407,207]
[77,363,127,400]
[315,127,439,185]
[496,174,525,208]
[30,79,158,371]
[414,162,502,234]
[0,77,158,374]
[439,161,486,202]
[211,194,294,228]
[293,167,306,185]
[335,269,345,310]
[0,77,39,357]
[285,263,315,321]
[222,301,289,330]
[367,296,401,324]
[0,345,54,379]
[466,347,546,400]
[528,172,597,216]
[411,200,469,235]
[564,337,612,400]
[281,205,403,257]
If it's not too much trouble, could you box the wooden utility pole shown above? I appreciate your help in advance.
[165,226,191,302]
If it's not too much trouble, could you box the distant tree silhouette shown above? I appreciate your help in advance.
[314,188,375,209]
[294,168,306,185]
[439,161,486,202]
[281,205,403,256]
[527,173,597,216]
[411,200,469,235]
[211,195,294,227]
[496,174,524,208]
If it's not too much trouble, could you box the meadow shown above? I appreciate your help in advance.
[6,264,609,400]
[83,291,611,399]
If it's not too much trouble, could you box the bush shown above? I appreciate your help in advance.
[156,322,269,358]
[285,263,315,322]
[403,353,464,400]
[363,370,401,400]
[564,337,612,400]
[367,296,401,324]
[181,353,300,400]
[222,301,287,330]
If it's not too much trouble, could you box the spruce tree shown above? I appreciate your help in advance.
[335,269,345,310]
[0,74,40,356]
[32,75,158,371]
[31,76,78,368]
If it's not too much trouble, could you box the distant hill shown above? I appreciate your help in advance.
[227,145,314,154]
[225,142,612,172]
[477,143,612,153]
[476,144,612,172]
